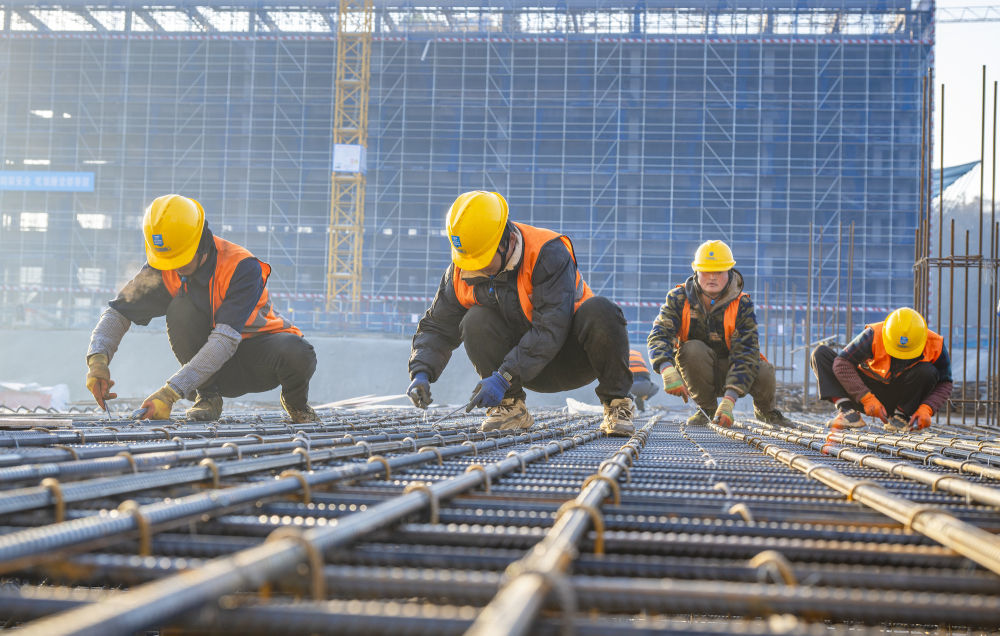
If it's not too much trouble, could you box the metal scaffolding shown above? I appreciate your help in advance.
[0,1,933,343]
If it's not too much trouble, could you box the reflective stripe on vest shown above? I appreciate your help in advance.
[860,321,943,382]
[452,222,594,322]
[629,350,649,374]
[161,236,301,339]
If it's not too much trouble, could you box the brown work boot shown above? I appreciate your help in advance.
[280,394,320,424]
[481,397,534,432]
[687,410,710,426]
[600,397,635,437]
[185,392,223,421]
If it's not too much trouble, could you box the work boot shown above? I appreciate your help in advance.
[185,392,223,421]
[883,413,910,433]
[826,407,864,430]
[633,394,646,412]
[754,407,793,427]
[481,397,534,432]
[687,410,710,426]
[600,397,635,437]
[280,394,320,424]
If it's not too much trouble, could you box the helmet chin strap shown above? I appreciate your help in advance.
[495,223,513,272]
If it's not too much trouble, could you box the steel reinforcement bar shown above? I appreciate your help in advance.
[0,417,581,574]
[13,422,603,635]
[468,418,656,636]
[710,420,1000,576]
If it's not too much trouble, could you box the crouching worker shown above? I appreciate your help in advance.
[406,190,635,436]
[629,349,659,411]
[647,240,788,428]
[811,307,952,432]
[85,194,318,423]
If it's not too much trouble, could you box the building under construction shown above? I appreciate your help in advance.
[0,0,933,343]
[5,1,1000,632]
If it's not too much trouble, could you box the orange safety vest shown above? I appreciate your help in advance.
[452,222,594,322]
[859,321,943,383]
[676,287,766,360]
[161,236,301,339]
[629,350,650,375]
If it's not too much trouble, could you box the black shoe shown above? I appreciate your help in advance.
[883,413,910,433]
[754,407,793,426]
[633,394,646,412]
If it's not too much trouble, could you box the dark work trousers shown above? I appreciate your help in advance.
[811,344,939,417]
[459,296,632,405]
[674,339,776,413]
[630,371,659,401]
[165,295,317,407]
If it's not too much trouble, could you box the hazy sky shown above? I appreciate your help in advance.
[933,0,1000,174]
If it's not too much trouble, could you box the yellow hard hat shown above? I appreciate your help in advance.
[142,194,205,270]
[445,191,509,270]
[882,307,928,359]
[691,240,735,272]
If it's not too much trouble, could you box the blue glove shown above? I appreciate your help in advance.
[467,371,511,411]
[407,372,432,409]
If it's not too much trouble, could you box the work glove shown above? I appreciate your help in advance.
[407,372,432,409]
[909,404,933,431]
[860,392,888,423]
[713,396,736,428]
[660,365,690,403]
[85,353,117,410]
[466,371,511,412]
[134,384,181,420]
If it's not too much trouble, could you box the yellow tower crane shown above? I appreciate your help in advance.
[327,0,373,313]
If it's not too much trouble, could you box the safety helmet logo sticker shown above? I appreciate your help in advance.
[899,336,909,346]
[151,234,164,247]
[450,235,463,250]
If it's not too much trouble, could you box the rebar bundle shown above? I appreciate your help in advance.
[0,405,998,635]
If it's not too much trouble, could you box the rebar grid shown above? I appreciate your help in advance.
[0,406,998,635]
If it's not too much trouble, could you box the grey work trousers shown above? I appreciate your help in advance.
[674,339,776,413]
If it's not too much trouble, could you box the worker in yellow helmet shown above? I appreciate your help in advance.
[406,191,634,436]
[647,240,787,428]
[85,194,318,423]
[811,307,952,432]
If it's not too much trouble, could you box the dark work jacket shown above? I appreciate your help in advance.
[646,270,761,396]
[109,227,265,333]
[408,232,581,385]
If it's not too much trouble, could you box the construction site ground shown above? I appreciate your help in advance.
[0,403,998,635]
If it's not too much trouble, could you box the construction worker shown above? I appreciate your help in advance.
[629,349,658,411]
[647,240,787,427]
[406,191,635,436]
[810,307,952,431]
[85,194,318,423]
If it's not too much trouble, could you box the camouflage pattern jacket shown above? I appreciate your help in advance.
[646,270,762,396]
